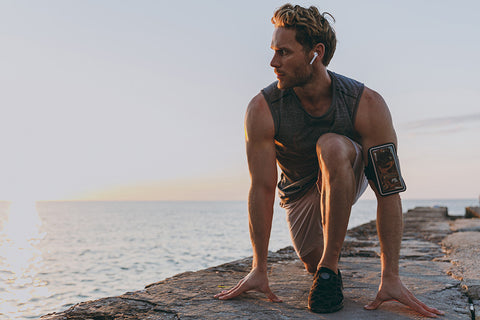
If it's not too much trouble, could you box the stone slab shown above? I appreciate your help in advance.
[41,207,476,319]
[465,206,480,219]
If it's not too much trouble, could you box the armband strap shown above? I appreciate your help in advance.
[364,143,406,196]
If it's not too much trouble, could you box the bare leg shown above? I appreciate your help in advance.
[316,133,357,274]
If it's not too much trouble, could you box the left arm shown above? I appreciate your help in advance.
[355,87,402,279]
[355,87,443,317]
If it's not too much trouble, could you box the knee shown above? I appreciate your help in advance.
[304,262,318,274]
[316,134,354,171]
[300,248,322,274]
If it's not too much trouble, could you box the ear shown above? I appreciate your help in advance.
[313,43,326,63]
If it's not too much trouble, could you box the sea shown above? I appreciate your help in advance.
[0,198,477,319]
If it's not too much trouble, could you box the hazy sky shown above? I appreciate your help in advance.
[1,0,479,201]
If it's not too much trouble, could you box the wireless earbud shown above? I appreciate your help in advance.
[309,52,318,65]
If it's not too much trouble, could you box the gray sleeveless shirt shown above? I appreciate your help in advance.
[261,70,364,205]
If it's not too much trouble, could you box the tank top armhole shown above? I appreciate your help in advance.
[261,87,280,138]
[352,83,365,127]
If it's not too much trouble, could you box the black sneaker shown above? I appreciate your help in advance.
[308,267,344,313]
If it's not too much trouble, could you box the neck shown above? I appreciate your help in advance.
[294,67,332,116]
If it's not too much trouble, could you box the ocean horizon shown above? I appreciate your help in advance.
[0,198,477,319]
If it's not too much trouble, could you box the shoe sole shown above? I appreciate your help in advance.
[308,300,344,313]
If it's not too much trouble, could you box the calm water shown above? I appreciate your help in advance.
[0,198,477,319]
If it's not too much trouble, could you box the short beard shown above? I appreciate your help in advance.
[276,66,313,90]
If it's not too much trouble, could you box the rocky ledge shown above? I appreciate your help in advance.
[41,207,480,319]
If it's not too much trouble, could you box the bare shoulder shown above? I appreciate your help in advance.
[356,87,391,124]
[355,86,397,145]
[245,92,275,142]
[246,92,272,123]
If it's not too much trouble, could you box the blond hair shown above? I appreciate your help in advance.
[272,4,336,66]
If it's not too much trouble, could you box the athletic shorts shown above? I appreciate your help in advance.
[283,138,369,259]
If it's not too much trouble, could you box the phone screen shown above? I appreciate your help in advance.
[370,144,406,195]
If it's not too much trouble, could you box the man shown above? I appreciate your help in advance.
[215,4,443,317]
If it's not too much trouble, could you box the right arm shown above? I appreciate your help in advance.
[215,93,281,302]
[246,93,277,274]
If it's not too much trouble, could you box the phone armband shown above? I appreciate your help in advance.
[364,143,406,196]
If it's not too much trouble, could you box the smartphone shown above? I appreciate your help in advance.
[368,143,406,196]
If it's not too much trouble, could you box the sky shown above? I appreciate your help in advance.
[1,0,479,201]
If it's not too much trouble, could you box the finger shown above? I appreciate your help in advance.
[427,307,444,316]
[215,287,241,299]
[227,279,245,293]
[364,295,386,310]
[265,287,282,303]
[214,287,237,299]
[214,287,235,298]
[412,298,444,315]
[214,291,228,299]
[396,294,438,318]
[398,284,444,317]
[214,278,246,298]
[217,282,251,300]
[217,289,242,300]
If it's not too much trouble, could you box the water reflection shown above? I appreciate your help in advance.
[0,201,47,318]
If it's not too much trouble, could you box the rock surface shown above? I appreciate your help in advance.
[41,207,479,319]
[466,206,480,219]
[443,217,480,302]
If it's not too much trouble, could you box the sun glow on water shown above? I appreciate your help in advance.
[0,201,48,319]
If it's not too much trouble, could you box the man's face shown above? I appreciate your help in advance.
[270,27,312,90]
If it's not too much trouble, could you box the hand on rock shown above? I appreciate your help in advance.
[364,275,444,318]
[214,268,282,302]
